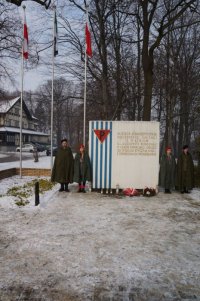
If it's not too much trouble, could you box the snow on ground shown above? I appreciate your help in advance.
[0,154,200,301]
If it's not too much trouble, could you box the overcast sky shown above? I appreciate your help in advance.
[6,0,84,92]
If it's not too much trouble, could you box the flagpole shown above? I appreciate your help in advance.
[51,5,56,171]
[20,5,26,179]
[83,6,89,146]
[83,42,87,146]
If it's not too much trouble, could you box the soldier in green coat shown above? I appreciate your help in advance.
[51,139,74,192]
[159,146,176,193]
[176,145,194,193]
[74,144,91,193]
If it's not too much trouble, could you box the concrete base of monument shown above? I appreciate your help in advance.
[92,187,158,197]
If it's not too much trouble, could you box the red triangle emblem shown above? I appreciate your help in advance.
[94,129,110,143]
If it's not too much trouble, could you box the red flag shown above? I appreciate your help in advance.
[85,22,92,57]
[23,13,28,59]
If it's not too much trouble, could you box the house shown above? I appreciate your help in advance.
[0,97,49,151]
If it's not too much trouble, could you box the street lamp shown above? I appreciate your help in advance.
[6,0,51,9]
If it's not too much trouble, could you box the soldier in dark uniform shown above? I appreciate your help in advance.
[51,138,74,192]
[159,146,176,193]
[74,144,91,193]
[176,145,194,193]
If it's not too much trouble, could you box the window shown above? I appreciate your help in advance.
[15,108,19,115]
[0,117,3,126]
[15,120,19,127]
[6,134,15,143]
[5,120,11,126]
[0,133,5,143]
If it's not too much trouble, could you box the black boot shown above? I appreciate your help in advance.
[82,182,86,193]
[183,186,189,193]
[64,183,69,192]
[78,184,82,192]
[59,183,64,192]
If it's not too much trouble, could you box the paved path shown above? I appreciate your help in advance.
[0,152,33,163]
[0,152,49,171]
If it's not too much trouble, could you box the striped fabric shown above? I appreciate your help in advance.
[89,121,112,189]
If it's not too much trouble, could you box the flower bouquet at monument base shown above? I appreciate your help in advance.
[143,187,156,197]
[123,188,140,197]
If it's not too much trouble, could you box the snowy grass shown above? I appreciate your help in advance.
[0,175,59,209]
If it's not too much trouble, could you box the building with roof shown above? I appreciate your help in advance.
[0,97,49,151]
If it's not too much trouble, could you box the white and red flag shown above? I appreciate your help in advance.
[23,12,28,59]
[85,21,92,57]
[54,11,58,56]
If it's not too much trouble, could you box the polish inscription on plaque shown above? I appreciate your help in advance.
[117,132,157,156]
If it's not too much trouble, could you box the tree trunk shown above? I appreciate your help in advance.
[136,13,142,120]
[142,55,153,121]
[101,76,109,119]
[141,11,154,122]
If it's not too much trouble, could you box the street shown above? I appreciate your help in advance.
[0,151,46,163]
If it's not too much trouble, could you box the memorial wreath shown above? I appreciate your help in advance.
[123,188,140,197]
[143,187,156,197]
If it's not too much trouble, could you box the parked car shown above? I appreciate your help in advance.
[31,142,46,152]
[46,147,57,156]
[16,143,34,152]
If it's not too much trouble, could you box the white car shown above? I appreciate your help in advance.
[16,143,34,152]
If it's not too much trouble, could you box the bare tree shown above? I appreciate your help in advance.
[34,77,81,147]
[0,2,22,84]
[136,0,198,120]
[151,14,200,155]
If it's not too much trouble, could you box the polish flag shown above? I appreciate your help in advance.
[54,11,58,56]
[23,13,28,59]
[85,21,92,57]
